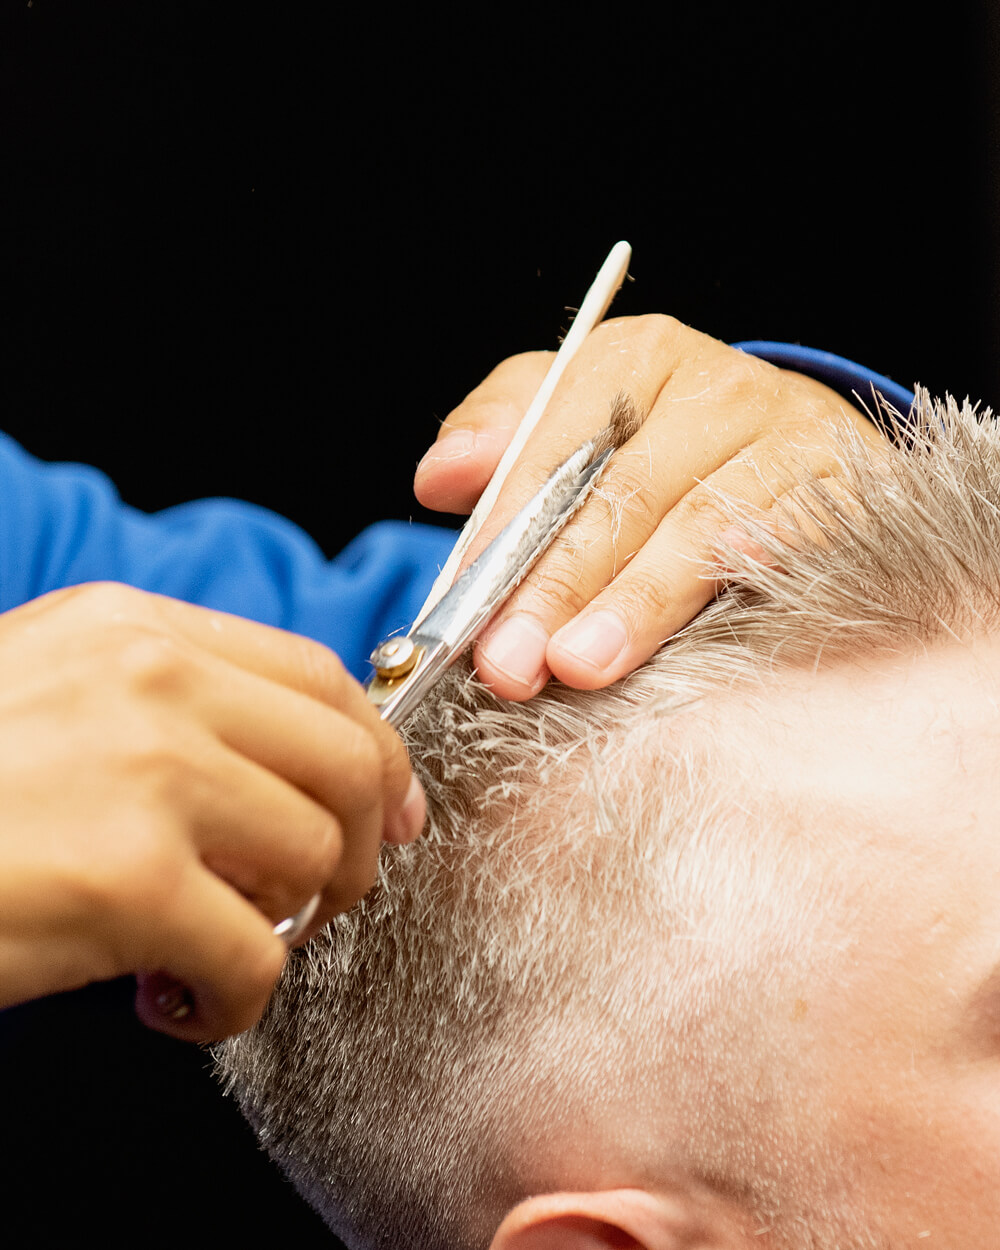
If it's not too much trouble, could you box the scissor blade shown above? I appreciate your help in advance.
[418,437,613,653]
[367,436,613,727]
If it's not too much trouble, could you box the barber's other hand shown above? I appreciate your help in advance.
[0,583,423,1041]
[415,315,887,698]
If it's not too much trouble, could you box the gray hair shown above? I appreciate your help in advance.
[216,391,1000,1250]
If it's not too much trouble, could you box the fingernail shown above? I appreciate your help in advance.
[479,615,550,689]
[415,430,477,476]
[384,775,426,845]
[155,982,194,1020]
[717,524,771,565]
[550,610,629,673]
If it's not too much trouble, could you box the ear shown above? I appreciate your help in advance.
[489,1187,760,1250]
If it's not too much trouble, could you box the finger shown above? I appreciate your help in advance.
[474,362,884,700]
[472,418,726,697]
[457,316,705,576]
[207,630,417,846]
[73,585,423,844]
[460,318,882,606]
[470,392,773,698]
[718,475,869,566]
[211,660,412,825]
[536,445,849,690]
[414,351,554,513]
[132,866,286,1042]
[66,581,372,717]
[188,659,415,916]
[174,731,345,927]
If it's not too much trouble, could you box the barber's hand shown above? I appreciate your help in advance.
[0,583,423,1041]
[415,314,887,698]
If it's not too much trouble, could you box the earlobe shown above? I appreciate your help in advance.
[489,1187,757,1250]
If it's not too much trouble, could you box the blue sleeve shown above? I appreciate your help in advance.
[0,343,909,676]
[732,341,915,415]
[0,432,456,680]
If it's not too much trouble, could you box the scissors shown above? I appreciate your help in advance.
[156,244,635,1020]
[157,425,622,1018]
[365,432,615,727]
[272,240,632,946]
[271,431,616,943]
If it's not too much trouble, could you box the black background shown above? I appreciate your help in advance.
[0,3,997,1245]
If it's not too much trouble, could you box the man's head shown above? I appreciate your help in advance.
[217,393,1000,1249]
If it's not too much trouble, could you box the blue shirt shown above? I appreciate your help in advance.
[0,343,912,668]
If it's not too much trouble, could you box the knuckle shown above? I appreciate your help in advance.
[340,711,377,760]
[522,561,592,620]
[785,397,829,431]
[301,814,344,887]
[708,352,779,409]
[374,728,409,793]
[74,581,147,623]
[294,637,347,707]
[335,725,383,800]
[621,575,674,625]
[108,714,203,807]
[672,488,732,539]
[116,631,192,697]
[486,349,553,385]
[635,311,685,346]
[784,406,862,455]
[602,456,667,522]
[596,312,684,352]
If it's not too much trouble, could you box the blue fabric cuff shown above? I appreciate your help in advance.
[732,341,914,416]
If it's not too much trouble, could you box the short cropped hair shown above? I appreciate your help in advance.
[216,392,1000,1250]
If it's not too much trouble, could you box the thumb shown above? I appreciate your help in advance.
[414,351,552,514]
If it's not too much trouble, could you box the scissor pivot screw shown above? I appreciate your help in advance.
[371,636,419,679]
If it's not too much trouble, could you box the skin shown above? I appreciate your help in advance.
[493,636,1000,1248]
[416,314,887,699]
[0,313,887,1041]
[749,638,1000,1247]
[0,583,424,1041]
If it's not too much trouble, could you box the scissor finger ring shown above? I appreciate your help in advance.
[272,892,321,944]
